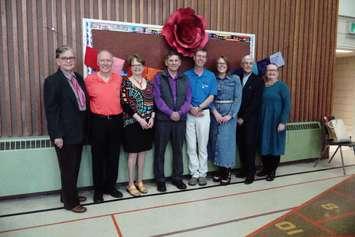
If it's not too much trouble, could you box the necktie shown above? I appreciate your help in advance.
[69,75,86,111]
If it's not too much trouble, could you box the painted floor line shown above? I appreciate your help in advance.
[111,214,123,237]
[0,164,351,218]
[0,175,346,235]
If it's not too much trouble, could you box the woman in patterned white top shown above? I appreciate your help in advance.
[121,54,155,196]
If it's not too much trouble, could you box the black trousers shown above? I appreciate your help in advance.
[237,121,259,178]
[55,144,83,210]
[261,155,281,174]
[154,120,186,182]
[90,114,122,194]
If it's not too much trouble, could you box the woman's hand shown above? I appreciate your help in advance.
[134,114,149,129]
[147,117,154,128]
[221,115,232,123]
[213,110,223,123]
[138,118,149,129]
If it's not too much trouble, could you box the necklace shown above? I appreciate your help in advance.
[131,77,145,89]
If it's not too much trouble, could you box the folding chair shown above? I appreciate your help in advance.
[313,116,355,175]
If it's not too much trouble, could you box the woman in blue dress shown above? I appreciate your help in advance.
[209,56,242,185]
[258,63,291,181]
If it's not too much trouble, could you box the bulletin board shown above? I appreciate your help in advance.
[82,18,255,77]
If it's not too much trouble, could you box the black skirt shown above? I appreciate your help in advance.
[123,122,153,153]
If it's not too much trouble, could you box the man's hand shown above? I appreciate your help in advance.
[170,112,181,122]
[237,118,244,125]
[54,138,63,149]
[277,123,286,132]
[189,107,200,117]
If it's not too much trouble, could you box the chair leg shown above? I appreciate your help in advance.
[328,146,340,163]
[339,147,346,175]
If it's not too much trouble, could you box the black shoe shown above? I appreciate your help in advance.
[220,177,231,185]
[256,170,268,177]
[172,180,187,190]
[235,171,246,178]
[105,189,123,198]
[93,192,104,203]
[212,175,221,182]
[71,205,87,213]
[61,195,87,203]
[266,172,276,181]
[157,182,167,192]
[244,176,255,185]
[220,168,231,185]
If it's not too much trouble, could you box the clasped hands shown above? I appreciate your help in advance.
[189,107,204,117]
[137,116,154,129]
[213,111,231,124]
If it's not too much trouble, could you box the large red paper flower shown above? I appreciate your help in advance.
[162,8,209,57]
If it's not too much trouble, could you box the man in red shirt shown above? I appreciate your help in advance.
[85,50,123,203]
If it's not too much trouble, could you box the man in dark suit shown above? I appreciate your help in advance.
[44,46,88,213]
[236,55,264,184]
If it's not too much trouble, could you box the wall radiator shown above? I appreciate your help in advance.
[282,121,322,162]
[0,121,322,197]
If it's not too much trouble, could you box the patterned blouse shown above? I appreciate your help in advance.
[121,78,154,127]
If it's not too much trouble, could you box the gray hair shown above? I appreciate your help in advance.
[55,45,73,58]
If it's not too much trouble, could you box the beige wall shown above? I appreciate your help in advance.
[333,56,355,138]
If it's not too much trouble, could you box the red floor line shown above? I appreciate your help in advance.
[316,211,355,224]
[111,214,123,237]
[0,174,346,235]
[295,212,336,235]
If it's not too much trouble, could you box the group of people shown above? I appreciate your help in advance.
[44,46,290,213]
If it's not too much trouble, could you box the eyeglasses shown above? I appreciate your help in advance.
[60,56,75,61]
[242,62,253,65]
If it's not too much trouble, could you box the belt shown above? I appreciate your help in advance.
[91,113,121,120]
[215,100,234,104]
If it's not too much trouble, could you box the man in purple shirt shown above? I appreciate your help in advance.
[153,51,192,192]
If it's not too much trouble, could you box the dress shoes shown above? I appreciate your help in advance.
[244,176,255,185]
[198,177,207,186]
[104,189,123,198]
[266,171,276,181]
[188,177,198,186]
[71,205,87,213]
[157,182,167,192]
[212,175,221,182]
[172,180,187,190]
[93,192,104,203]
[78,196,87,202]
[60,195,87,203]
